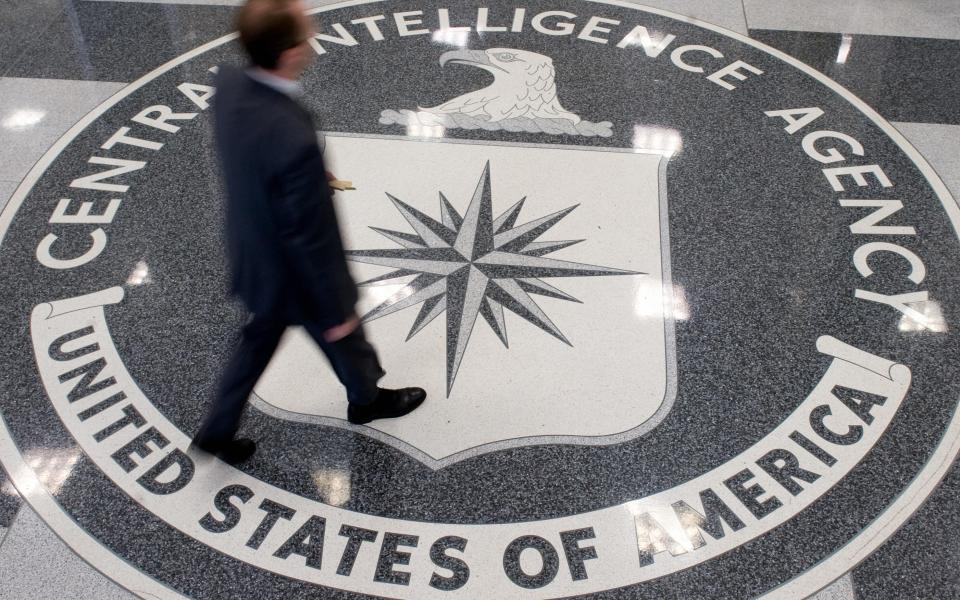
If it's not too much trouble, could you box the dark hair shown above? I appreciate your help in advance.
[237,0,303,70]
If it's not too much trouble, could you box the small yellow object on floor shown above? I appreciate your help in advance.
[329,179,356,191]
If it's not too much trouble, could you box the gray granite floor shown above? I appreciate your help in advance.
[0,76,127,555]
[749,30,960,125]
[846,122,960,599]
[742,0,960,40]
[0,182,17,214]
[0,111,940,600]
[0,1,959,598]
[0,506,134,600]
[0,502,856,599]
[892,122,960,193]
[0,78,127,182]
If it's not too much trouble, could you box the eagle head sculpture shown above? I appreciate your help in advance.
[421,47,582,124]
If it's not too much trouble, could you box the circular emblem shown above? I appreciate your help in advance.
[1,0,958,597]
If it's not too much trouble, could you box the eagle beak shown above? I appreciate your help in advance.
[439,49,492,69]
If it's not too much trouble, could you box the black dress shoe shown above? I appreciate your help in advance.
[348,387,426,425]
[194,438,257,465]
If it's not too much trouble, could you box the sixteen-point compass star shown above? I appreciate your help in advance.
[346,162,642,396]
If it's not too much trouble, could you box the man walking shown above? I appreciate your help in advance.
[193,0,426,465]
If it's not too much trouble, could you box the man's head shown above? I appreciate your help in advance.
[237,0,315,78]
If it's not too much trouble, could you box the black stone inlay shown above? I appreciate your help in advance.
[428,536,470,591]
[273,516,327,570]
[503,535,561,589]
[852,457,960,599]
[336,525,378,577]
[374,532,419,586]
[749,29,960,125]
[560,528,598,581]
[199,484,254,534]
[0,464,20,529]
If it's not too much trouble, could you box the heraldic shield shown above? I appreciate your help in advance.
[253,133,679,467]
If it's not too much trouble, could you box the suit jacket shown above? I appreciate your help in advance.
[213,65,357,328]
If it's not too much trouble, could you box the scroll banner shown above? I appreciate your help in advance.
[31,287,911,598]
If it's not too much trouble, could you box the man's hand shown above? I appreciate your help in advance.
[326,170,356,191]
[324,314,360,342]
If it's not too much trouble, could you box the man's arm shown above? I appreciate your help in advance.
[267,127,357,329]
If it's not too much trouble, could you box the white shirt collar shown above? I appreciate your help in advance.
[246,67,303,98]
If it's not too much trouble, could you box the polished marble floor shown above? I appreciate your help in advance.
[1,0,959,598]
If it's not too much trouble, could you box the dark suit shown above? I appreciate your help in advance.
[194,65,383,448]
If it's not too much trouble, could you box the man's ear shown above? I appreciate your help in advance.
[293,43,309,65]
[275,46,295,72]
[283,43,310,71]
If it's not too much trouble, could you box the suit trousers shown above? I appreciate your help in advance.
[194,314,384,447]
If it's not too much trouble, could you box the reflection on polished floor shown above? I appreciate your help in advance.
[1,0,959,598]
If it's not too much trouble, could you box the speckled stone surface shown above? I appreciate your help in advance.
[0,182,18,222]
[0,0,958,598]
[0,78,127,184]
[0,506,136,600]
[813,575,856,600]
[0,466,18,530]
[852,458,960,599]
[0,1,235,81]
[842,119,960,600]
[743,0,960,41]
[893,122,960,195]
[749,30,960,125]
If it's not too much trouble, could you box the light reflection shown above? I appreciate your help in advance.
[432,28,470,47]
[898,300,948,333]
[362,281,411,306]
[632,125,683,157]
[312,468,350,506]
[836,34,853,64]
[9,448,81,496]
[406,123,446,138]
[2,109,46,130]
[126,260,152,285]
[618,29,670,49]
[627,502,697,557]
[635,280,690,321]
